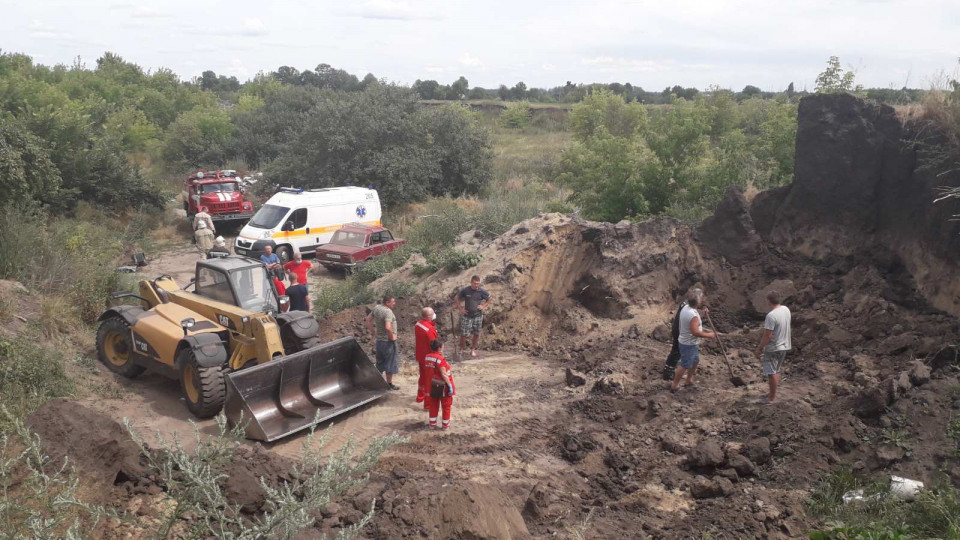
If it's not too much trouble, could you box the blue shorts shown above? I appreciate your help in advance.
[679,343,700,369]
[375,340,399,375]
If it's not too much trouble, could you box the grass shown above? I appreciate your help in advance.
[808,468,960,539]
[0,336,76,427]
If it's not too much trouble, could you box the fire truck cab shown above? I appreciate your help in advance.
[182,170,255,223]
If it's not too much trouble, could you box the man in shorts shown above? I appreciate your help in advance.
[756,290,791,404]
[670,290,717,392]
[455,275,492,359]
[366,294,400,390]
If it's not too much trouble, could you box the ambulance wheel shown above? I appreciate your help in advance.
[96,317,146,378]
[178,348,226,419]
[276,245,292,264]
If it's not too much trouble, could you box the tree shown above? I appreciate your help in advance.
[449,76,469,100]
[273,66,301,86]
[0,118,61,207]
[497,85,510,101]
[413,79,440,100]
[815,56,859,93]
[558,130,651,221]
[510,82,527,101]
[162,106,235,168]
[741,85,762,98]
[568,90,646,141]
[262,85,492,205]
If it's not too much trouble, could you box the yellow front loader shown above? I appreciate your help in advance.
[95,256,388,440]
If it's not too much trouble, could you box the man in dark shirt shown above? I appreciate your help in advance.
[286,271,311,312]
[455,275,492,359]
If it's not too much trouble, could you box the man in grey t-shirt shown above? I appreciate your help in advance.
[365,294,400,390]
[756,290,791,404]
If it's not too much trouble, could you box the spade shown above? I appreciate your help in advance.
[706,311,747,387]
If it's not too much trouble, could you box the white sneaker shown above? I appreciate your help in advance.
[471,349,478,358]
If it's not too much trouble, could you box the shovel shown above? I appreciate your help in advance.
[705,311,747,387]
[450,311,460,360]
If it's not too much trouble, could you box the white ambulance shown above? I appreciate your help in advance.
[234,187,382,262]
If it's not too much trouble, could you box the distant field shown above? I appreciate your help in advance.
[420,99,574,111]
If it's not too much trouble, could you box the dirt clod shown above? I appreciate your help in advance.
[687,439,726,470]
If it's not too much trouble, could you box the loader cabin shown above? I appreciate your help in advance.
[193,256,286,314]
[234,186,382,263]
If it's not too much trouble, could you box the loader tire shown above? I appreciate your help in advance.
[178,348,226,419]
[96,317,146,378]
[281,325,320,354]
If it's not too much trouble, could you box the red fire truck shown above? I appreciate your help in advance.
[182,170,255,224]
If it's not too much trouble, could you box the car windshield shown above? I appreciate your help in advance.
[331,230,367,247]
[199,182,237,193]
[248,204,290,229]
[229,265,278,313]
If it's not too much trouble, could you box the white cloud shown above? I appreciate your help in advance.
[582,56,676,74]
[350,0,441,21]
[424,66,446,74]
[226,58,250,79]
[27,19,72,40]
[458,53,481,67]
[238,17,266,37]
[542,64,556,72]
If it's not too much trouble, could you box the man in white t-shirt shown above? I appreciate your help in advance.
[756,290,792,404]
[671,290,717,392]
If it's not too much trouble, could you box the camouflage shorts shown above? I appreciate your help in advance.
[460,313,484,336]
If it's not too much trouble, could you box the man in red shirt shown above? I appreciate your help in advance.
[414,307,439,407]
[425,339,455,429]
[283,251,313,286]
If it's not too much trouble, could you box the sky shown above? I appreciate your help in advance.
[3,0,959,91]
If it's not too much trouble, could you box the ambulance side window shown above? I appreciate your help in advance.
[290,208,307,229]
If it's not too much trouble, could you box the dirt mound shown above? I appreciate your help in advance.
[26,399,148,499]
[755,93,960,316]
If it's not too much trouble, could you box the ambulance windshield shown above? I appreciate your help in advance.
[249,204,290,229]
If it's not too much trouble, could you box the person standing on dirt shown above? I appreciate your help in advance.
[284,251,313,287]
[261,245,284,280]
[756,291,791,404]
[366,294,400,390]
[194,220,215,257]
[661,288,704,381]
[671,290,716,392]
[425,339,455,429]
[455,276,492,359]
[286,271,311,313]
[193,206,215,234]
[415,307,439,407]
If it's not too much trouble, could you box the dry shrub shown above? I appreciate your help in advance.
[39,295,77,338]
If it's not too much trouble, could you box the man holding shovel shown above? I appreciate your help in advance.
[756,291,791,404]
[671,290,717,392]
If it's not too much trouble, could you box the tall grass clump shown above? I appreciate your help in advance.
[0,337,76,424]
[127,414,403,539]
[0,204,164,323]
[808,467,960,539]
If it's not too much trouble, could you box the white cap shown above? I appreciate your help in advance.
[215,236,225,245]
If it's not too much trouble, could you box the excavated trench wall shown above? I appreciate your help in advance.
[752,93,960,316]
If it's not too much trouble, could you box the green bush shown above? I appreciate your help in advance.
[414,247,480,276]
[0,337,75,423]
[313,275,416,317]
[500,101,531,129]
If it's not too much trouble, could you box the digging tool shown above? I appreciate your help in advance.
[705,311,747,387]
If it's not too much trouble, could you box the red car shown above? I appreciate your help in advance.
[316,224,406,271]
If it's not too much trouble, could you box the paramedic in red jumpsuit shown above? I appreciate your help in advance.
[414,307,439,407]
[425,339,455,429]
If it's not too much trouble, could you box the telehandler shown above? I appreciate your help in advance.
[95,256,388,441]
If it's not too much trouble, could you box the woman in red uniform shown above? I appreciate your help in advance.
[425,339,455,429]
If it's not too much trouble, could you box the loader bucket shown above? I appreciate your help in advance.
[224,337,389,442]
